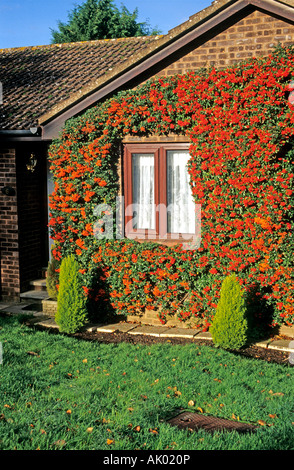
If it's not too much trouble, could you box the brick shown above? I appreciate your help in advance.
[156,10,294,75]
[0,148,20,299]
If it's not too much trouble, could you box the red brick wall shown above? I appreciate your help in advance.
[157,9,294,76]
[0,147,20,300]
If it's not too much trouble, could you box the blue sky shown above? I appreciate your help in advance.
[0,0,212,49]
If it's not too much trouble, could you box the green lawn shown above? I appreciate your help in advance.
[0,315,293,450]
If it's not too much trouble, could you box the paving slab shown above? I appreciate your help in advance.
[20,290,49,300]
[1,303,37,314]
[95,323,137,333]
[195,331,212,340]
[160,327,200,338]
[26,314,53,325]
[268,339,294,352]
[254,339,272,349]
[85,323,104,332]
[128,325,171,337]
[35,318,59,329]
[0,303,11,310]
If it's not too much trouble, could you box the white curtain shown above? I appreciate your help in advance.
[132,154,155,230]
[167,151,195,233]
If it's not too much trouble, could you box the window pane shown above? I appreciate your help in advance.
[167,150,195,233]
[132,154,155,230]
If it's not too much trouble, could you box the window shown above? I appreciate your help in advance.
[123,143,196,244]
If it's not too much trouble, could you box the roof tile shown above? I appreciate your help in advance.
[0,37,157,129]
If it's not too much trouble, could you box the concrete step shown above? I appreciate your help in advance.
[29,278,47,291]
[20,289,49,304]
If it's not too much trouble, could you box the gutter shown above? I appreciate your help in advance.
[0,127,46,142]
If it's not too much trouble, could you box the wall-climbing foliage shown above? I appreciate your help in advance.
[48,45,294,328]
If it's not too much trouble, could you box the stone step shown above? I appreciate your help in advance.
[20,289,49,304]
[30,278,47,291]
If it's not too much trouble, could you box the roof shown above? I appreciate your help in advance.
[1,0,294,137]
[0,36,158,131]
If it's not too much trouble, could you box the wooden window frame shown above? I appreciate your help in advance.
[123,142,195,245]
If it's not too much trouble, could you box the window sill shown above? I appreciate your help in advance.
[126,236,196,247]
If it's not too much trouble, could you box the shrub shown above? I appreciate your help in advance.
[210,274,248,350]
[55,255,88,333]
[46,252,60,300]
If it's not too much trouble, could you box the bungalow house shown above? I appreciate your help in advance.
[0,0,294,306]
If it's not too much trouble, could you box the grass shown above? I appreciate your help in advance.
[0,315,293,450]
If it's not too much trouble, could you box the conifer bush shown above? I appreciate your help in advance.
[55,254,88,333]
[46,251,60,300]
[210,274,248,350]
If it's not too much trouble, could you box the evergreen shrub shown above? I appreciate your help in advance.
[46,252,60,300]
[55,254,88,333]
[210,274,248,350]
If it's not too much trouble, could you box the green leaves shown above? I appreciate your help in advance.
[50,0,161,43]
[49,44,294,328]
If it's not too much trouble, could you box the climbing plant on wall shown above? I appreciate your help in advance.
[48,45,294,328]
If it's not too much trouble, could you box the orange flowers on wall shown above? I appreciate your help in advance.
[48,46,294,327]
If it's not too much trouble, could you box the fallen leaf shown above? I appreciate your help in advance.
[151,379,159,385]
[87,427,93,433]
[188,400,195,407]
[53,439,66,447]
[269,414,277,418]
[197,407,204,413]
[258,420,267,426]
[268,389,284,396]
[133,425,141,432]
[82,359,87,363]
[27,351,40,357]
[149,428,158,434]
[66,409,72,414]
[107,439,114,445]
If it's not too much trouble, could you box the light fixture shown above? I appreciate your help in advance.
[26,153,37,172]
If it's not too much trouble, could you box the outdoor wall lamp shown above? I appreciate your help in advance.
[26,152,37,172]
